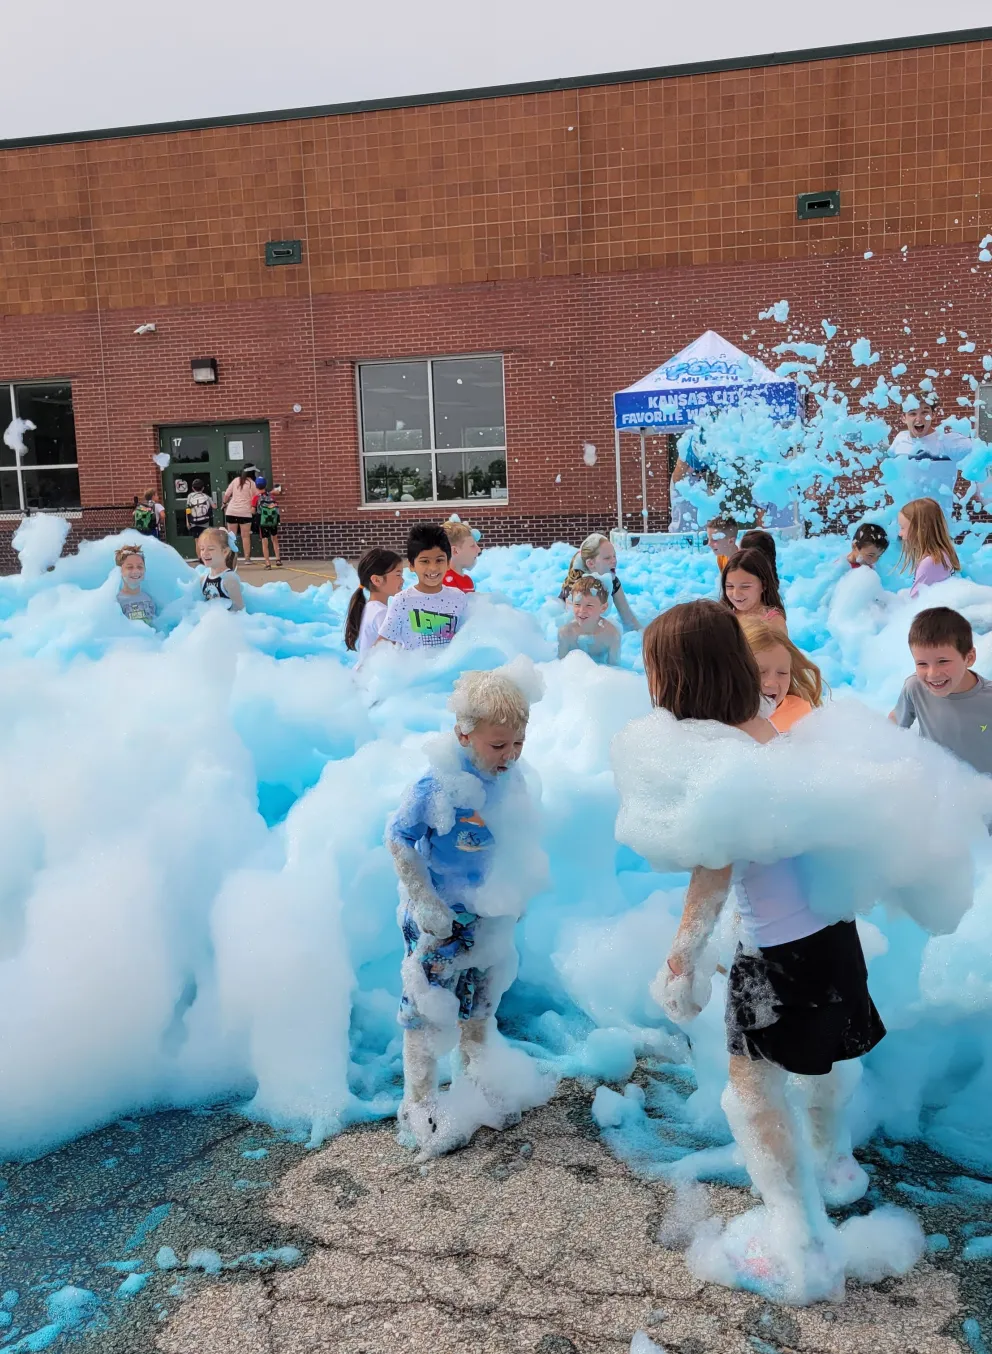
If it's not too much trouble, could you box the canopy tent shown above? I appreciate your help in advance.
[611,330,801,530]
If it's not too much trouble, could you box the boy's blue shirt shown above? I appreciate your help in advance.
[387,752,505,910]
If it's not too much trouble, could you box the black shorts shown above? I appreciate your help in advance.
[226,515,252,526]
[726,920,885,1076]
[260,524,279,539]
[189,522,212,539]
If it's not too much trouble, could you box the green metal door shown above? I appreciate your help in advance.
[159,423,271,558]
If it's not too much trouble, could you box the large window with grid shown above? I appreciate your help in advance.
[0,383,80,513]
[358,356,507,505]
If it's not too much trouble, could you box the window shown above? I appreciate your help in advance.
[359,356,507,505]
[0,383,80,513]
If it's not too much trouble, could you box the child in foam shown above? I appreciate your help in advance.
[740,615,824,732]
[739,528,777,583]
[705,516,739,573]
[387,666,547,1156]
[890,606,992,777]
[721,547,787,632]
[887,397,972,506]
[115,545,158,625]
[558,533,641,632]
[846,522,889,570]
[197,527,245,612]
[897,497,960,597]
[441,518,481,592]
[344,547,405,660]
[641,602,885,1290]
[377,524,468,651]
[557,575,621,665]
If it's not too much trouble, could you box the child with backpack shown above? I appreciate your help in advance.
[185,479,216,540]
[132,489,163,538]
[252,477,283,568]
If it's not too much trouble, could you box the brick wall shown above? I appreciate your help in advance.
[0,36,989,564]
[1,238,989,561]
[0,39,989,313]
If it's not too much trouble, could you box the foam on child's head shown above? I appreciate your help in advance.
[571,575,609,604]
[578,532,610,562]
[449,658,544,733]
[908,606,974,657]
[443,519,476,548]
[115,545,144,569]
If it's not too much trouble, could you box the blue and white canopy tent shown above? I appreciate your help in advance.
[611,330,801,531]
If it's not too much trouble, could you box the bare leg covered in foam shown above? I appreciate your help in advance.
[803,1063,869,1207]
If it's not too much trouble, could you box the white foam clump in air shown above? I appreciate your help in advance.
[12,513,71,576]
[153,451,171,469]
[583,442,598,466]
[3,416,35,456]
[612,702,988,934]
[758,299,789,322]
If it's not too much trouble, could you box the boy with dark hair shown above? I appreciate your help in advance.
[890,606,992,776]
[377,523,468,650]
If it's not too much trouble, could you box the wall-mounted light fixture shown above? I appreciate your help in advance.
[190,357,218,385]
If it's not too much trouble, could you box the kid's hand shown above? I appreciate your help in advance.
[650,959,702,1025]
[412,893,458,941]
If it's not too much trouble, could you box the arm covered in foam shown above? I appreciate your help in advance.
[651,864,732,1024]
[386,789,457,938]
[612,581,642,633]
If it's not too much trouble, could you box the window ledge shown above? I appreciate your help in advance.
[358,498,510,512]
[0,510,83,522]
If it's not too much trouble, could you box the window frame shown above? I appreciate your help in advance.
[356,354,509,509]
[0,380,81,518]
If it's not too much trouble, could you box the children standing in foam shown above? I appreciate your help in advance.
[557,575,621,665]
[898,497,960,596]
[887,399,972,506]
[639,602,884,1296]
[740,616,824,732]
[847,522,889,569]
[721,547,787,632]
[890,606,992,776]
[115,545,158,625]
[558,533,641,632]
[344,547,404,659]
[197,527,244,612]
[377,524,468,651]
[386,666,549,1157]
[441,519,481,592]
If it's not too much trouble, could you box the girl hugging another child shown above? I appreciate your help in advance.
[558,575,621,665]
[559,533,641,632]
[898,497,960,597]
[721,546,787,632]
[345,547,405,659]
[740,616,824,732]
[197,527,244,611]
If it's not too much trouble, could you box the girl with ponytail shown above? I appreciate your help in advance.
[345,547,404,656]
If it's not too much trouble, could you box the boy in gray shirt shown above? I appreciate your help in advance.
[891,606,992,776]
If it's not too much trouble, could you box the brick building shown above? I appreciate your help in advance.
[0,27,990,562]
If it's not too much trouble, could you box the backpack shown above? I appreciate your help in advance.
[133,503,156,532]
[186,492,212,527]
[259,498,280,528]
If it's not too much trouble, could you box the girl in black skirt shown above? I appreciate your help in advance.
[642,602,885,1258]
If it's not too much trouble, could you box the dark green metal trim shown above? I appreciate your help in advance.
[0,28,988,151]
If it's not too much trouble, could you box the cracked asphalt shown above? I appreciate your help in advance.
[2,1083,990,1354]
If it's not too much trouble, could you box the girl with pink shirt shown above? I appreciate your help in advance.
[898,497,960,597]
[223,470,257,564]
